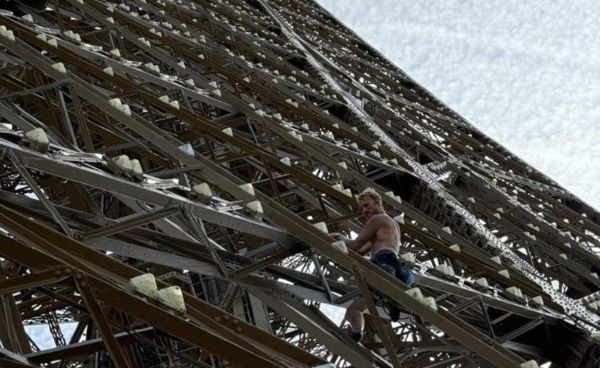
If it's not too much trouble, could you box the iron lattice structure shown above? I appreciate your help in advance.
[0,0,598,367]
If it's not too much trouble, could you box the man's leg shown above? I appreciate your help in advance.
[381,257,407,322]
[345,297,367,341]
[398,264,416,287]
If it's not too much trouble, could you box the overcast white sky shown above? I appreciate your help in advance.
[317,0,600,210]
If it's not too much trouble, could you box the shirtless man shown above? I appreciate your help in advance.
[330,188,415,342]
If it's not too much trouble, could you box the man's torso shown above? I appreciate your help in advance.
[369,214,400,255]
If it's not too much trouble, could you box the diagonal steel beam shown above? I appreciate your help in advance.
[0,205,323,367]
[81,205,180,240]
[7,151,73,237]
[497,317,545,345]
[354,265,402,368]
[251,287,373,367]
[0,268,68,296]
[74,276,132,368]
[0,347,40,368]
[25,327,154,364]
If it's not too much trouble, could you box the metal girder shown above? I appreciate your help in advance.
[6,151,73,236]
[0,347,40,368]
[25,327,154,364]
[0,268,69,296]
[1,139,289,242]
[75,276,132,368]
[497,318,545,345]
[80,205,180,240]
[251,288,373,367]
[0,294,32,355]
[353,265,402,368]
[0,206,323,367]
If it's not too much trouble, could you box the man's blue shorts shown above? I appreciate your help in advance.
[370,250,415,287]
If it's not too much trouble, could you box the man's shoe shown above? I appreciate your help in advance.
[350,330,363,342]
[385,302,401,322]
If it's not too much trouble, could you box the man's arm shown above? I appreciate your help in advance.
[346,214,385,250]
[356,241,372,255]
[329,234,372,255]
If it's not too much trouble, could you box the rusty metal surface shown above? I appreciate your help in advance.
[0,0,597,367]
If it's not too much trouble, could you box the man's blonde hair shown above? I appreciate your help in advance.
[357,187,382,206]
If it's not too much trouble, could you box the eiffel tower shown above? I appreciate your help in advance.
[0,0,598,367]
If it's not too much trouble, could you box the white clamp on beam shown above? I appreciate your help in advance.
[109,155,133,176]
[128,273,159,298]
[21,14,34,23]
[330,240,347,254]
[473,277,489,291]
[108,97,132,116]
[191,183,212,203]
[130,159,143,181]
[287,130,303,142]
[109,48,121,58]
[399,252,415,266]
[313,222,328,233]
[320,131,335,142]
[434,263,456,280]
[530,296,544,308]
[504,286,525,303]
[490,256,502,265]
[520,361,539,368]
[52,62,67,74]
[23,128,49,153]
[157,286,186,313]
[332,184,343,192]
[498,269,510,279]
[405,287,424,301]
[280,157,291,166]
[245,200,263,216]
[422,296,438,311]
[0,26,15,41]
[239,183,255,196]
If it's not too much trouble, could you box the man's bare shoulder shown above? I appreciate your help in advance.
[368,213,394,226]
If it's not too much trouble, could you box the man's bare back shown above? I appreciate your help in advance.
[364,214,400,255]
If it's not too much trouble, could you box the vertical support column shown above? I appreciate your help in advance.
[248,294,273,333]
[0,294,32,354]
[354,266,402,368]
[75,276,131,368]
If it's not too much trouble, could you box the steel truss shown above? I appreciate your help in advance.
[0,0,598,367]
